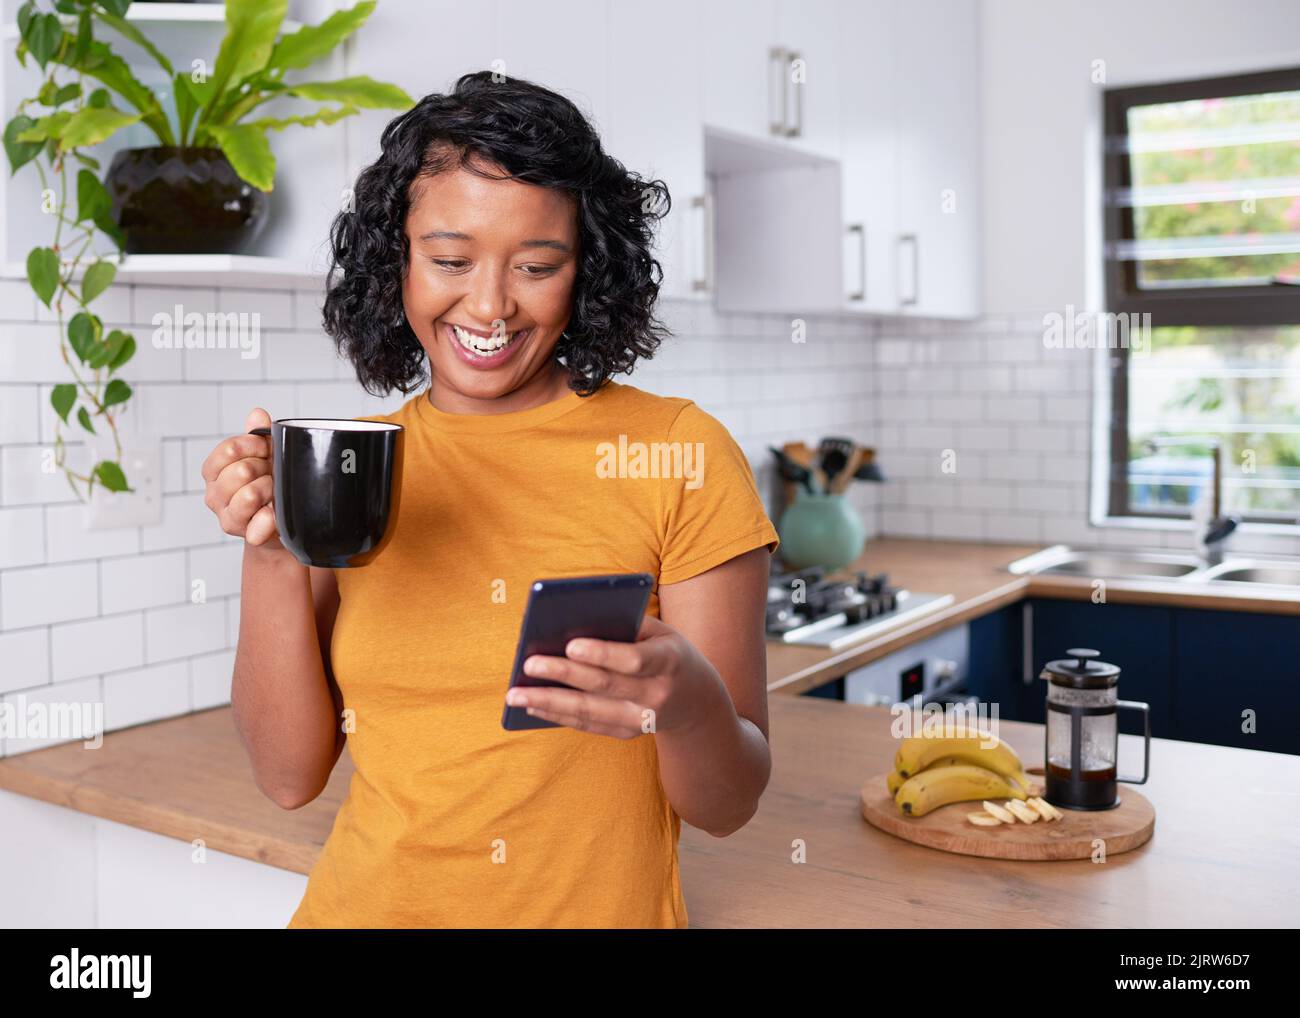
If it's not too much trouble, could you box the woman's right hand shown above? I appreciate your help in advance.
[202,407,282,550]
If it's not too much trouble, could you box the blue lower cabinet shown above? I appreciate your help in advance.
[1172,608,1300,755]
[1028,599,1176,740]
[968,603,1038,723]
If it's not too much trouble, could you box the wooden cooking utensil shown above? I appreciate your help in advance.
[832,445,866,494]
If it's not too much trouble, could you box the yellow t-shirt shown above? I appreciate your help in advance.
[287,379,779,928]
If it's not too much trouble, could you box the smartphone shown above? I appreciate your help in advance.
[501,572,654,731]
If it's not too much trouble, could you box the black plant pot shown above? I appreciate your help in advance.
[105,146,268,255]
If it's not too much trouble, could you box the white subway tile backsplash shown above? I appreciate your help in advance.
[132,286,218,324]
[984,511,1044,544]
[0,385,38,443]
[293,287,325,332]
[929,510,984,540]
[45,503,140,563]
[1,561,98,629]
[958,482,1015,510]
[140,494,217,553]
[262,331,342,381]
[8,290,1291,739]
[986,394,1041,422]
[218,384,298,433]
[0,628,49,693]
[124,383,222,437]
[1012,424,1073,454]
[100,550,187,613]
[217,288,294,329]
[973,452,1041,484]
[882,507,931,538]
[112,329,188,383]
[0,506,44,569]
[1016,484,1085,514]
[956,424,1014,453]
[145,601,227,663]
[191,649,235,709]
[52,613,144,683]
[226,595,240,646]
[189,543,242,600]
[182,341,265,382]
[0,278,37,321]
[1,676,101,754]
[0,323,70,383]
[103,661,190,732]
[161,439,186,495]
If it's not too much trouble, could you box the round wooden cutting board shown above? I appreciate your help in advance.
[860,773,1155,861]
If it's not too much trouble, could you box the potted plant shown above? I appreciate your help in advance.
[9,0,412,253]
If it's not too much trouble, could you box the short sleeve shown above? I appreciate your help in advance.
[657,403,780,586]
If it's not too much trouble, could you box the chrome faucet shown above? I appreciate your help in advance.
[1144,436,1240,565]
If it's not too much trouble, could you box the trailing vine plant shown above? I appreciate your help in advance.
[4,0,411,498]
[6,0,137,497]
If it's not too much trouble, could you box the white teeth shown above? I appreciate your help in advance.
[452,324,520,355]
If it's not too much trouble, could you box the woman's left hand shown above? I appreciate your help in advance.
[507,614,727,738]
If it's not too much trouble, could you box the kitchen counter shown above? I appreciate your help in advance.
[1,697,1296,927]
[769,538,1300,695]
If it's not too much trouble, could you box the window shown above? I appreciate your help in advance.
[1104,69,1300,525]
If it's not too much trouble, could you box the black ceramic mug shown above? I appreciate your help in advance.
[249,419,404,568]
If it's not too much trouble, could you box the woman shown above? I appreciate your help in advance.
[201,72,779,928]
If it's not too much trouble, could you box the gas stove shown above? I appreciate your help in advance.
[766,564,954,650]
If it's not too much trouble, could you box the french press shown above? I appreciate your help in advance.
[1040,648,1150,810]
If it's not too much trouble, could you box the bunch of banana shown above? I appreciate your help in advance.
[885,754,961,795]
[893,730,1035,794]
[894,763,1028,817]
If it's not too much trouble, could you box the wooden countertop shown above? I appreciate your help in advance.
[768,538,1300,695]
[1,698,1296,927]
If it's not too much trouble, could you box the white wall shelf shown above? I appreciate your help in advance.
[0,3,302,41]
[1,253,323,290]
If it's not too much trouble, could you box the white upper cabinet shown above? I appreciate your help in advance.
[836,0,898,314]
[605,0,708,300]
[493,0,611,131]
[700,0,780,139]
[775,0,843,161]
[892,0,982,318]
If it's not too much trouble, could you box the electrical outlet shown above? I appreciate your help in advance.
[85,445,163,529]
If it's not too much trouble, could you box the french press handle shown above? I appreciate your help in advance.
[1116,699,1151,785]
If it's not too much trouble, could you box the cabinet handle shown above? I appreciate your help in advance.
[691,193,715,294]
[1021,601,1034,685]
[768,47,789,137]
[786,49,803,138]
[847,223,865,301]
[898,233,919,307]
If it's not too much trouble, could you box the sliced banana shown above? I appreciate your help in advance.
[1026,797,1056,821]
[982,800,1017,824]
[967,811,1003,827]
[1004,799,1039,824]
[1034,797,1065,821]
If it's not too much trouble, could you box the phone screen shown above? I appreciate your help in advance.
[501,573,653,731]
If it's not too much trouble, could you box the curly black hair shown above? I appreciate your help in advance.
[322,71,671,398]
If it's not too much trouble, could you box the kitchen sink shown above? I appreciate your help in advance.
[1007,547,1203,581]
[1007,545,1300,588]
[1199,562,1300,586]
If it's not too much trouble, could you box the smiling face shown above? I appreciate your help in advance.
[402,155,580,413]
